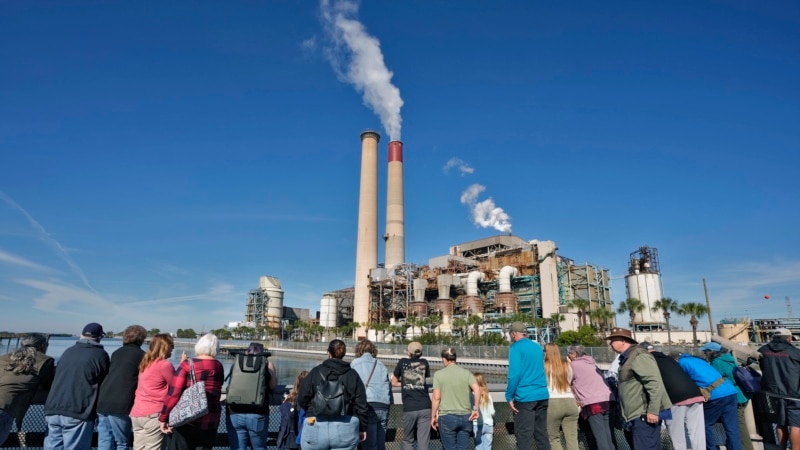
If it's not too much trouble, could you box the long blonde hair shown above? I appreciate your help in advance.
[474,372,490,408]
[139,334,174,372]
[285,370,309,404]
[544,343,570,392]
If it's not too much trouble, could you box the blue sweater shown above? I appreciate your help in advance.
[505,338,548,403]
[677,354,738,401]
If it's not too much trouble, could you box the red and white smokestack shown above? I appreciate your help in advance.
[384,140,405,270]
[353,130,380,337]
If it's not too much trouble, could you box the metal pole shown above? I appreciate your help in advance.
[703,278,714,336]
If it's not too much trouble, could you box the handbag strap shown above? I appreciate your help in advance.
[707,377,725,392]
[365,359,378,388]
[188,358,197,384]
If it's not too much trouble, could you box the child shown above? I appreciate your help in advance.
[473,373,495,450]
[277,370,308,450]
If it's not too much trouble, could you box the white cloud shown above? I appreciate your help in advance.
[0,249,54,272]
[443,157,474,176]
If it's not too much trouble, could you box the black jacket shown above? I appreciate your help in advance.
[651,351,703,404]
[97,343,145,414]
[297,358,368,431]
[44,339,110,420]
[759,337,800,399]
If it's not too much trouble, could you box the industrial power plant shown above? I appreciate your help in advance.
[326,130,617,339]
[239,130,735,343]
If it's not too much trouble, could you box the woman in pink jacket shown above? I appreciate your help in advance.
[567,344,617,450]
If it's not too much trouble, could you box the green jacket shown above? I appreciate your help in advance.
[618,346,672,422]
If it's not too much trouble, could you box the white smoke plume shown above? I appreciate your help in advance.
[443,157,475,176]
[320,0,404,140]
[460,184,512,233]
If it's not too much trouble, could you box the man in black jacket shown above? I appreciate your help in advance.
[97,325,146,450]
[642,342,706,450]
[759,328,800,450]
[44,322,111,450]
[297,339,368,450]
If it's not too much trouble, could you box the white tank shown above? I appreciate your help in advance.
[625,273,661,323]
[259,276,284,329]
[320,295,338,328]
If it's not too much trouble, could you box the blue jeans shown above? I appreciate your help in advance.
[98,413,133,450]
[362,406,388,450]
[301,416,359,450]
[44,415,95,450]
[438,414,472,450]
[473,422,493,450]
[704,394,742,450]
[226,412,268,450]
[514,400,550,450]
[0,409,14,446]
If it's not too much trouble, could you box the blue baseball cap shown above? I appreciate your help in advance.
[699,342,722,352]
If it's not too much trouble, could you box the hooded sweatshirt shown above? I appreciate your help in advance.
[758,337,800,400]
[297,358,369,431]
[569,355,612,406]
[709,352,748,405]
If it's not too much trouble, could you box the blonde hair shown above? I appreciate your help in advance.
[544,343,571,393]
[474,372,490,408]
[140,334,174,372]
[285,370,309,404]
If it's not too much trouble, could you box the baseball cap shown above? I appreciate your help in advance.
[407,341,422,355]
[640,341,655,351]
[699,342,722,352]
[82,322,105,338]
[773,328,792,337]
[510,322,527,333]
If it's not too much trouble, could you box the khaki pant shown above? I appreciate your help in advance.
[131,413,164,450]
[547,397,579,450]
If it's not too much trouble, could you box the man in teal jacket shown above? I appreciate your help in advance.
[505,322,549,450]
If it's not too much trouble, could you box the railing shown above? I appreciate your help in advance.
[2,385,781,450]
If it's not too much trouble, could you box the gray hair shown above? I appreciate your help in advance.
[194,333,219,357]
[567,344,586,357]
[5,333,49,375]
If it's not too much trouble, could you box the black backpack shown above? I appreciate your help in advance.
[226,351,272,407]
[311,369,349,418]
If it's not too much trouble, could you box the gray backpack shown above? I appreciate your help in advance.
[226,351,271,406]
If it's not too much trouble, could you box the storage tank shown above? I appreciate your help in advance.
[624,247,661,323]
[259,276,284,329]
[320,295,338,328]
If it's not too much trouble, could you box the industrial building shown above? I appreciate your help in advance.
[313,129,617,338]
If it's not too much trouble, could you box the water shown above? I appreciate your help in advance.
[24,337,509,386]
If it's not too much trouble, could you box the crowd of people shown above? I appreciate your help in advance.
[0,321,798,450]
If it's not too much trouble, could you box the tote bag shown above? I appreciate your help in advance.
[168,359,209,427]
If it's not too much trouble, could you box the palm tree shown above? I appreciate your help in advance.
[617,298,645,340]
[451,317,467,338]
[679,302,709,347]
[567,299,591,327]
[652,297,680,346]
[467,314,483,338]
[531,317,549,343]
[549,313,566,338]
[589,307,614,336]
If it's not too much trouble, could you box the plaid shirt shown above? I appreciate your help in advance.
[160,358,224,430]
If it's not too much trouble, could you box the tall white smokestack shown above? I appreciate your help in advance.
[353,130,380,337]
[384,140,405,270]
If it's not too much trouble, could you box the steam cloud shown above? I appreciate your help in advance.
[460,184,512,233]
[320,0,404,140]
[443,157,475,176]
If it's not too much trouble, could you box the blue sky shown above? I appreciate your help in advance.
[1,1,798,335]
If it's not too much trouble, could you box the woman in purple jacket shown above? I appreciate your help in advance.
[567,344,617,450]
